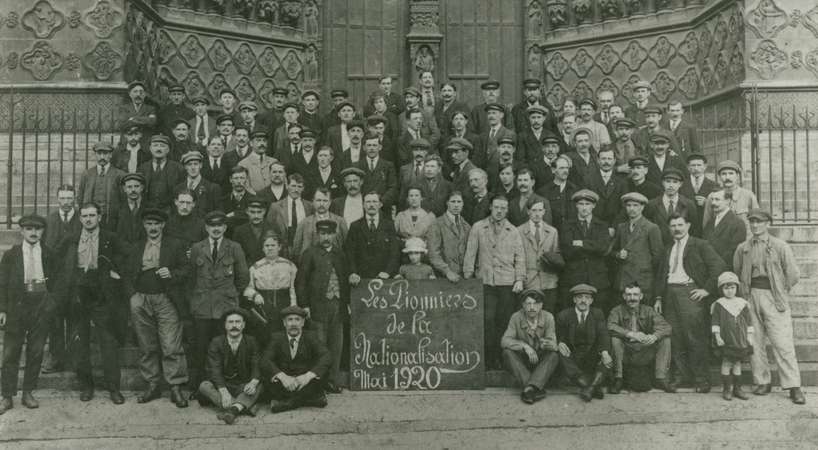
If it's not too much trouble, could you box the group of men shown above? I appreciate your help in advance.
[0,73,806,419]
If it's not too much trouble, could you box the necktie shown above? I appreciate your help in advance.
[602,112,608,124]
[425,94,433,107]
[212,239,219,261]
[490,128,496,140]
[197,118,206,142]
[668,198,675,215]
[214,158,219,170]
[670,240,682,274]
[188,179,195,190]
[290,198,298,231]
[62,211,67,223]
[629,312,638,332]
[580,312,586,326]
[369,218,376,232]
[452,165,460,180]
[455,215,461,228]
[581,220,588,236]
[535,222,542,246]
[415,162,421,177]
[369,159,375,171]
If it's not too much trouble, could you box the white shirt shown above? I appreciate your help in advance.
[653,154,667,171]
[210,156,222,169]
[269,184,285,200]
[713,209,728,228]
[227,335,242,353]
[667,234,692,284]
[22,242,45,282]
[288,334,301,359]
[319,166,332,183]
[349,145,361,163]
[663,194,680,212]
[600,170,613,185]
[60,209,75,223]
[126,144,141,173]
[366,157,379,171]
[343,194,364,227]
[669,119,680,131]
[340,123,350,151]
[575,307,588,324]
[301,149,315,164]
[195,115,210,145]
[690,175,704,194]
[210,238,221,256]
[365,214,379,230]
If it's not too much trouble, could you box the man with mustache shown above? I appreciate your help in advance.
[702,160,759,228]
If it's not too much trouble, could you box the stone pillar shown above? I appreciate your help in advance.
[406,0,443,84]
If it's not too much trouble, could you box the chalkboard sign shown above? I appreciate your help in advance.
[349,278,485,391]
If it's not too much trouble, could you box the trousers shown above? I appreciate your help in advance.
[130,292,189,386]
[189,318,222,389]
[611,336,671,379]
[484,285,515,369]
[664,284,709,382]
[502,348,558,390]
[74,286,121,390]
[748,288,801,389]
[1,292,51,397]
[198,380,262,409]
[312,298,344,385]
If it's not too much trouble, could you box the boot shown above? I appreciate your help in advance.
[753,383,771,396]
[137,384,162,404]
[721,375,732,401]
[0,397,12,415]
[609,378,623,394]
[732,375,749,400]
[581,371,605,402]
[170,386,189,408]
[21,391,39,409]
[790,387,806,405]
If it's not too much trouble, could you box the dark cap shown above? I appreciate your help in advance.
[168,84,185,93]
[301,89,320,99]
[613,117,636,128]
[484,102,505,113]
[643,104,663,115]
[204,210,228,226]
[570,283,598,296]
[238,100,258,111]
[246,195,267,209]
[649,129,672,142]
[337,101,355,112]
[127,80,146,91]
[150,134,170,146]
[220,307,249,324]
[250,129,269,140]
[447,137,474,152]
[410,138,431,150]
[403,87,421,98]
[632,80,651,90]
[480,80,500,90]
[330,88,348,98]
[300,128,317,140]
[578,98,597,109]
[717,160,741,174]
[527,105,548,117]
[366,114,387,126]
[340,167,366,179]
[141,208,168,222]
[346,119,365,131]
[542,132,560,145]
[628,156,649,167]
[497,135,516,146]
[316,219,338,233]
[215,114,234,125]
[19,214,46,229]
[520,289,544,304]
[686,153,707,163]
[170,118,190,129]
[522,78,541,89]
[273,87,289,96]
[571,189,599,203]
[219,88,237,98]
[747,208,772,222]
[181,151,203,165]
[123,123,143,134]
[280,305,307,318]
[191,96,210,105]
[93,142,113,153]
[121,173,146,185]
[661,168,685,182]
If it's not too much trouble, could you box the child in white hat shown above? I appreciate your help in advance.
[396,237,436,281]
[711,271,754,401]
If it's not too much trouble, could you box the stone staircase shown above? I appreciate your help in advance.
[0,225,815,390]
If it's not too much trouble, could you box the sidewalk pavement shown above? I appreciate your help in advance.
[2,388,818,449]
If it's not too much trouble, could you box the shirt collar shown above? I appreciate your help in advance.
[753,232,770,244]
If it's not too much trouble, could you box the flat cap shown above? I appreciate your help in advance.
[686,153,707,163]
[643,104,664,115]
[632,80,652,90]
[573,127,592,138]
[219,88,237,98]
[336,100,355,111]
[215,114,234,125]
[127,80,146,91]
[301,89,320,99]
[300,128,317,139]
[168,84,185,93]
[346,119,365,131]
[717,160,741,173]
[484,102,505,113]
[316,219,338,233]
[282,102,300,112]
[570,283,598,296]
[403,86,421,98]
[747,208,772,222]
[238,101,258,111]
[542,133,561,144]
[480,80,500,90]
[250,129,269,139]
[93,142,113,152]
[204,210,227,226]
[661,168,685,182]
[446,137,474,151]
[170,118,190,129]
[621,192,649,205]
[717,271,740,288]
[150,134,170,145]
[140,208,168,222]
[527,104,548,116]
[181,151,203,164]
[220,307,249,323]
[497,135,516,146]
[579,98,597,109]
[628,156,650,167]
[520,289,544,303]
[649,129,672,142]
[246,195,267,209]
[123,123,143,133]
[410,138,431,150]
[330,88,348,98]
[280,305,307,318]
[273,87,289,96]
[614,117,637,128]
[19,214,46,229]
[191,96,210,105]
[366,114,387,126]
[572,189,599,203]
[340,166,366,179]
[121,173,146,185]
[522,78,542,88]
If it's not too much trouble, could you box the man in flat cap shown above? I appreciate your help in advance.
[292,187,348,260]
[645,168,700,245]
[300,90,325,142]
[138,135,186,210]
[123,208,190,408]
[178,151,222,216]
[260,305,331,412]
[238,101,260,135]
[527,132,561,188]
[401,88,441,150]
[644,130,686,188]
[0,214,58,414]
[188,211,250,397]
[611,118,639,174]
[231,195,276,265]
[217,89,243,130]
[559,189,614,313]
[117,80,157,134]
[258,87,289,133]
[469,80,511,134]
[113,173,147,246]
[289,128,319,183]
[511,79,554,135]
[77,142,125,230]
[446,137,478,194]
[168,119,196,162]
[624,80,652,124]
[399,138,432,199]
[191,96,216,148]
[556,283,613,402]
[481,103,516,170]
[238,130,277,193]
[272,105,302,159]
[734,209,805,404]
[322,89,354,131]
[434,82,470,139]
[331,167,366,228]
[665,101,700,155]
[626,156,662,200]
[113,124,151,173]
[296,220,350,393]
[634,105,680,157]
[517,105,552,167]
[611,192,663,302]
[501,289,560,404]
[158,84,194,136]
[577,98,612,151]
[565,128,599,188]
[358,133,399,213]
[702,160,759,228]
[654,212,724,393]
[325,101,359,159]
[198,308,263,424]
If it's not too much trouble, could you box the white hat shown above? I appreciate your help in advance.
[402,237,428,254]
[717,271,740,288]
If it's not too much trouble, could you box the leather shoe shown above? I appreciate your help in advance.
[753,384,772,395]
[301,393,328,408]
[110,390,125,405]
[217,406,239,425]
[579,386,594,402]
[521,387,536,404]
[0,397,12,415]
[695,380,711,394]
[324,381,343,394]
[21,391,39,409]
[170,386,188,408]
[592,386,605,399]
[654,379,677,393]
[790,387,806,405]
[531,388,547,403]
[137,385,162,404]
[609,378,623,394]
[270,399,297,413]
[80,389,94,402]
[41,361,64,374]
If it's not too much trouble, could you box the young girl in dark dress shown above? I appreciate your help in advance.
[711,271,754,401]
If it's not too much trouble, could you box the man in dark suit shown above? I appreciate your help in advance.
[565,128,598,188]
[398,138,431,205]
[191,96,217,150]
[400,88,441,152]
[168,119,197,163]
[434,82,469,138]
[77,142,125,230]
[536,155,577,230]
[445,138,478,195]
[260,305,331,412]
[116,80,157,138]
[469,80,512,134]
[266,174,315,249]
[413,154,452,216]
[644,130,686,187]
[306,146,344,201]
[624,80,651,125]
[257,87,288,133]
[232,196,277,265]
[325,101,358,157]
[112,124,151,173]
[462,167,491,225]
[296,220,350,393]
[610,193,664,303]
[138,135,186,211]
[122,208,189,408]
[346,191,401,281]
[665,101,700,156]
[517,105,554,167]
[702,190,746,270]
[508,168,550,226]
[358,134,399,214]
[626,156,663,201]
[511,79,556,135]
[158,84,195,136]
[201,136,239,194]
[198,308,263,424]
[288,128,319,181]
[559,190,613,312]
[364,76,405,118]
[0,214,59,413]
[644,168,701,245]
[113,173,147,247]
[176,151,223,217]
[556,284,614,402]
[583,147,629,229]
[61,202,130,404]
[479,103,516,170]
[654,213,725,392]
[679,153,718,227]
[221,166,253,233]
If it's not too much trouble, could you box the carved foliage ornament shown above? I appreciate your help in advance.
[183,71,207,102]
[82,0,124,39]
[570,48,594,78]
[621,40,648,71]
[746,0,789,39]
[234,77,257,101]
[546,51,569,80]
[179,34,207,68]
[801,5,818,38]
[749,39,787,80]
[68,10,81,28]
[546,0,568,29]
[595,44,620,75]
[648,36,676,69]
[282,50,302,80]
[156,29,178,65]
[545,83,568,110]
[83,41,123,81]
[805,49,818,79]
[409,1,440,33]
[22,0,66,39]
[21,41,63,81]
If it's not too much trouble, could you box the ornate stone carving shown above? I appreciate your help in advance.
[527,1,542,37]
[791,50,803,69]
[678,31,699,64]
[282,49,302,80]
[621,75,644,104]
[234,0,255,19]
[715,51,729,88]
[413,45,435,74]
[258,0,280,24]
[569,48,593,78]
[258,79,279,110]
[207,73,230,102]
[729,44,744,82]
[713,18,728,53]
[82,0,124,39]
[749,39,787,80]
[545,83,568,110]
[409,1,441,34]
[648,36,676,68]
[626,0,644,16]
[304,44,319,82]
[258,47,281,77]
[7,52,19,70]
[745,0,789,39]
[571,81,594,101]
[7,12,20,28]
[83,41,123,81]
[234,76,257,101]
[179,35,207,68]
[205,40,231,72]
[801,5,818,38]
[677,67,699,99]
[286,82,301,102]
[280,1,303,28]
[621,40,648,71]
[304,1,320,38]
[21,41,63,81]
[651,71,676,102]
[232,43,257,75]
[699,60,714,94]
[182,71,207,101]
[527,45,543,80]
[545,1,568,29]
[156,29,178,65]
[698,26,713,60]
[804,48,818,79]
[65,53,81,72]
[598,0,621,21]
[22,0,66,39]
[595,78,619,99]
[546,51,569,80]
[573,0,592,24]
[656,0,672,10]
[594,44,620,75]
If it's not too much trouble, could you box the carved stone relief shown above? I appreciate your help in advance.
[179,35,207,68]
[304,44,319,83]
[648,36,676,69]
[258,47,281,77]
[545,83,568,109]
[234,76,257,101]
[207,73,231,102]
[232,42,257,75]
[677,67,699,99]
[82,0,124,39]
[651,71,676,102]
[207,40,232,72]
[745,0,789,39]
[546,51,569,80]
[749,39,787,80]
[571,80,593,101]
[527,1,543,38]
[83,41,123,81]
[621,40,648,71]
[569,48,593,78]
[21,41,63,81]
[22,0,66,39]
[594,45,620,75]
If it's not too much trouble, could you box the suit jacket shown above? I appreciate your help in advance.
[288,150,319,181]
[536,181,577,230]
[556,307,611,354]
[58,228,129,304]
[654,236,725,298]
[440,132,483,172]
[266,197,315,246]
[415,176,453,217]
[158,104,195,135]
[645,153,686,187]
[237,152,276,194]
[518,220,561,290]
[175,178,222,217]
[665,117,700,155]
[462,191,491,225]
[517,128,550,165]
[644,195,701,245]
[255,184,288,208]
[345,214,401,278]
[0,243,59,317]
[426,213,471,277]
[479,126,515,170]
[358,158,399,211]
[446,159,478,195]
[305,166,344,201]
[232,222,280,266]
[116,102,157,131]
[507,193,551,227]
[291,213,348,261]
[702,209,746,271]
[201,152,239,194]
[434,100,470,137]
[583,170,629,226]
[296,244,350,320]
[565,150,598,188]
[259,330,331,378]
[77,165,126,224]
[559,216,612,289]
[398,109,441,152]
[113,202,145,246]
[122,235,190,312]
[468,103,512,135]
[610,216,663,293]
[679,175,718,225]
[137,160,186,210]
[396,128,436,167]
[189,237,249,319]
[44,210,80,250]
[633,126,680,156]
[112,143,151,173]
[206,334,261,388]
[627,180,663,202]
[511,102,558,135]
